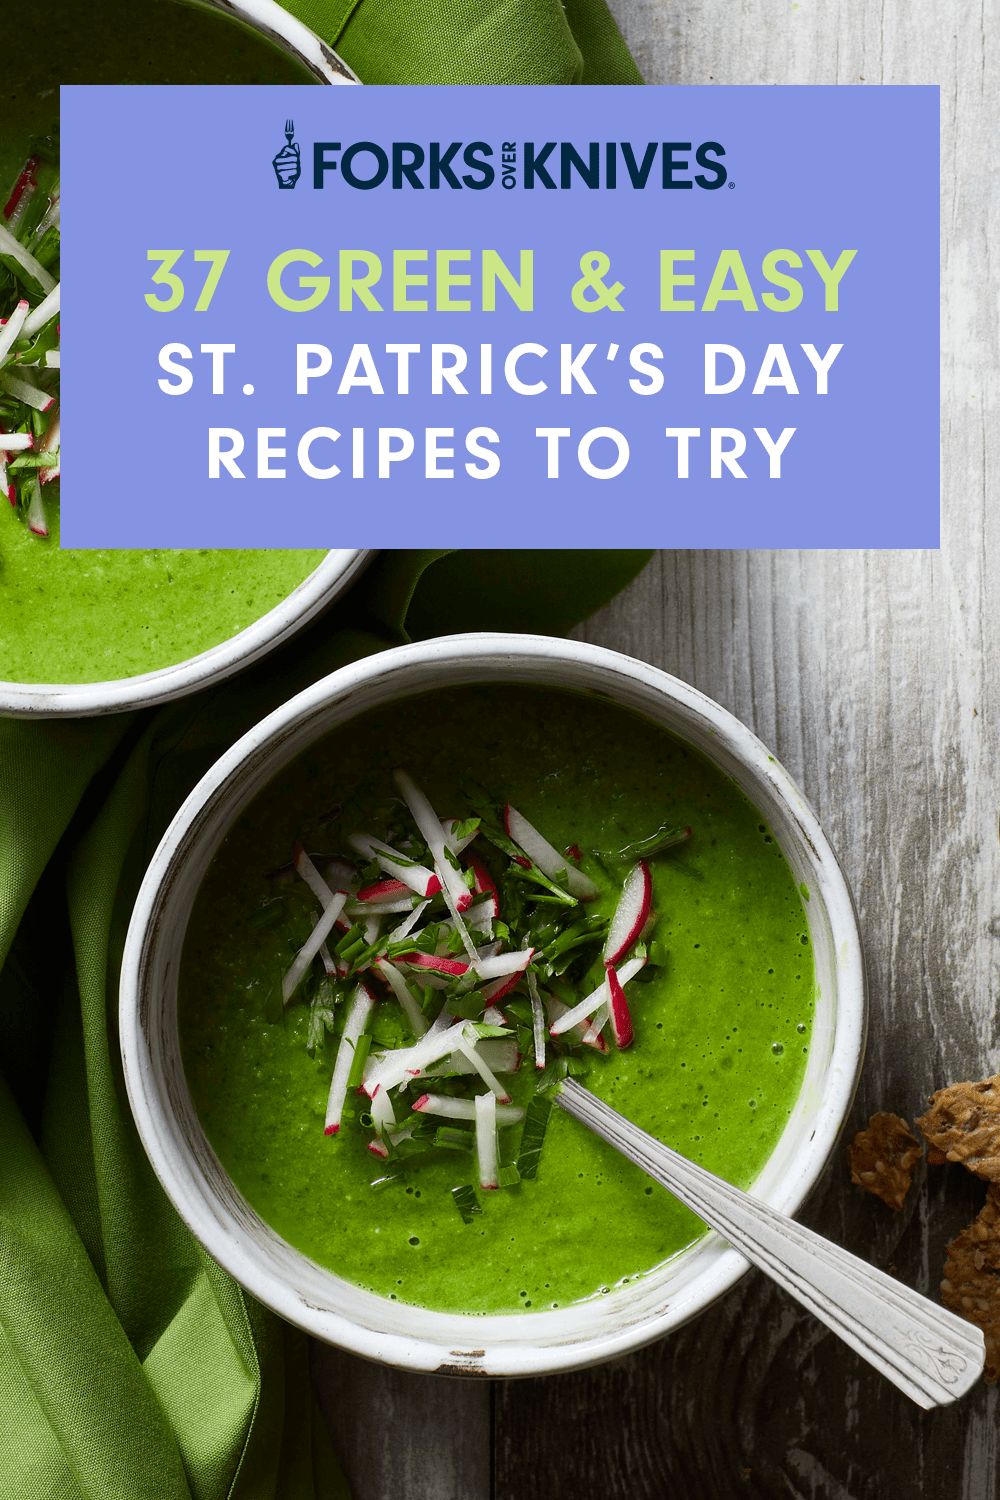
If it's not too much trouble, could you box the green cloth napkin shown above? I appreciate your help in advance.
[0,550,651,1500]
[287,0,642,83]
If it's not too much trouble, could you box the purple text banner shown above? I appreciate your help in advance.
[61,84,939,547]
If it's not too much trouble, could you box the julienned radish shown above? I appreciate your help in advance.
[394,769,474,914]
[270,766,676,1197]
[604,861,652,966]
[503,804,599,901]
[324,984,376,1134]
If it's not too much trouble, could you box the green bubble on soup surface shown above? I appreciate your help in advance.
[0,0,322,686]
[179,686,816,1316]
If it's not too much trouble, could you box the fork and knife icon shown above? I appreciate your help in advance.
[273,119,302,189]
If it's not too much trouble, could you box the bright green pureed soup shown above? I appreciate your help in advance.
[179,687,816,1315]
[1,0,321,686]
[0,504,327,683]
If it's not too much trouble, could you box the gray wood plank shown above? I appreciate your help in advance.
[311,1343,491,1500]
[497,0,1000,1489]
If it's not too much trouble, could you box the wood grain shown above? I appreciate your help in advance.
[493,0,1000,1493]
[317,0,999,1492]
[311,1343,491,1500]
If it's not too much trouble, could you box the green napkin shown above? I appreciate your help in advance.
[287,0,642,83]
[0,550,651,1500]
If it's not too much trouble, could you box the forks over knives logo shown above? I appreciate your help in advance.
[273,120,301,189]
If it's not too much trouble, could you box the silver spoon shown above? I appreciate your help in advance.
[556,1079,984,1408]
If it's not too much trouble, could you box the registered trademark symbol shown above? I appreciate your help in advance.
[728,180,736,189]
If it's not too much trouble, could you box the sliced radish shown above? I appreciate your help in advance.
[345,896,414,918]
[526,970,546,1070]
[388,899,430,943]
[479,969,527,1006]
[603,861,652,966]
[350,832,440,899]
[324,985,376,1134]
[0,370,53,411]
[367,1138,389,1159]
[549,954,647,1036]
[441,817,480,855]
[438,896,495,942]
[605,962,634,1049]
[0,431,33,453]
[3,158,38,222]
[318,937,342,978]
[398,951,469,977]
[370,1082,397,1136]
[0,220,55,294]
[356,877,410,903]
[320,856,358,893]
[20,282,59,341]
[361,912,382,946]
[362,1020,472,1097]
[457,1037,511,1104]
[482,1004,506,1027]
[412,971,449,990]
[545,994,608,1053]
[294,842,343,906]
[393,770,472,913]
[282,888,349,1003]
[475,1092,499,1189]
[39,462,58,485]
[375,958,428,1037]
[25,480,47,536]
[412,1094,524,1125]
[425,1038,519,1076]
[474,948,533,982]
[424,1006,457,1039]
[468,854,498,904]
[504,804,599,901]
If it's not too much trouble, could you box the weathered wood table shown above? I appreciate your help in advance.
[314,0,998,1491]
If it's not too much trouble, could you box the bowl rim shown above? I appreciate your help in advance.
[0,548,376,718]
[0,0,361,719]
[120,632,868,1376]
[180,0,360,84]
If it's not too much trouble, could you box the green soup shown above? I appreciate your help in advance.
[1,0,322,686]
[179,686,815,1315]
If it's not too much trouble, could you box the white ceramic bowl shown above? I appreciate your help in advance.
[0,0,360,720]
[0,550,375,718]
[178,0,360,84]
[120,633,867,1376]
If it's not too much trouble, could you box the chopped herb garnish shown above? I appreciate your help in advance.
[345,1033,372,1091]
[451,1185,483,1222]
[517,1096,553,1179]
[451,817,481,841]
[0,148,60,534]
[595,823,691,862]
[264,767,676,1197]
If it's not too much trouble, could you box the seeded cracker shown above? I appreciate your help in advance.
[941,1184,1000,1383]
[916,1075,1000,1182]
[847,1112,923,1211]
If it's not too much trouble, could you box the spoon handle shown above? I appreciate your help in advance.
[557,1080,985,1408]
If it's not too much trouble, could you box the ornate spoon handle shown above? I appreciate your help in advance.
[556,1080,984,1408]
